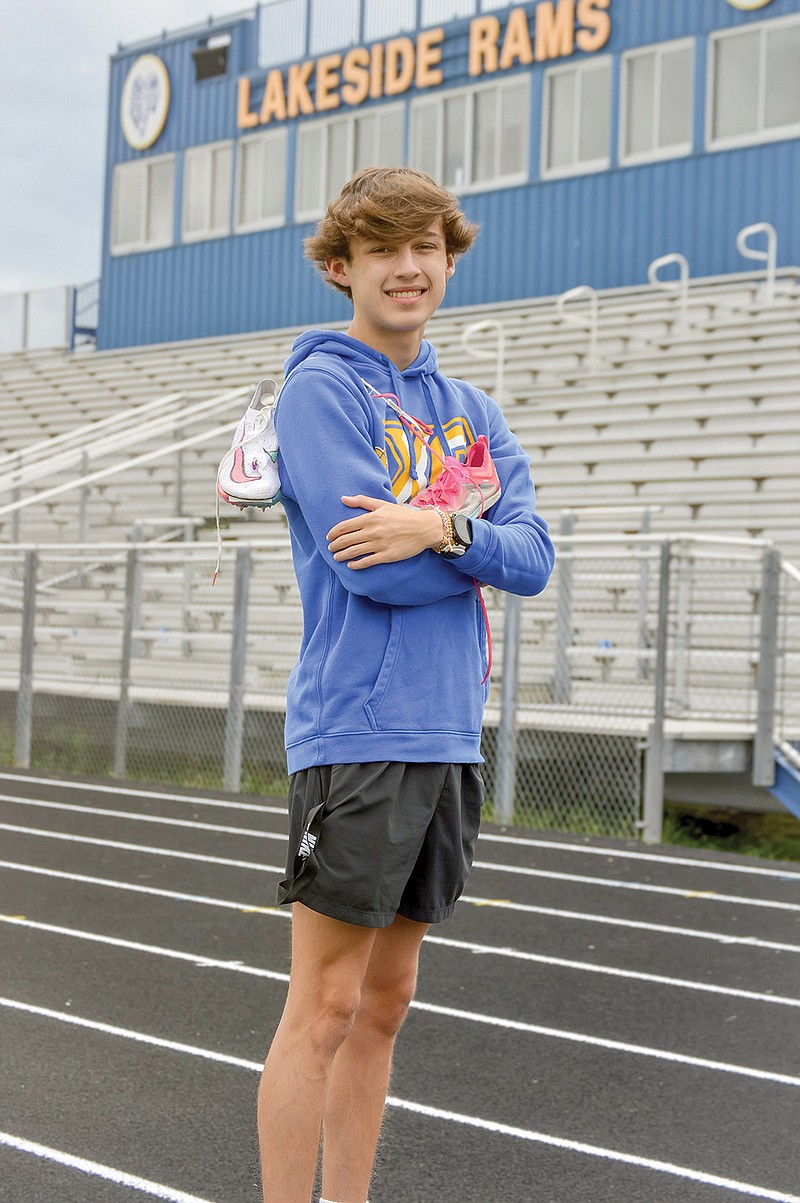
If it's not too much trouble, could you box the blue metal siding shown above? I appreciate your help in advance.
[97,0,800,349]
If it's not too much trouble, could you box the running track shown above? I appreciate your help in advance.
[0,768,798,1203]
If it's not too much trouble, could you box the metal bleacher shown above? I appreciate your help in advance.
[1,259,799,826]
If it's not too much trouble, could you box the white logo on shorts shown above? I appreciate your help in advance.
[299,828,317,861]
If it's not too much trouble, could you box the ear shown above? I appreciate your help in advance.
[445,253,456,280]
[326,257,351,288]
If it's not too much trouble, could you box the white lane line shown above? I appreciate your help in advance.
[0,792,285,842]
[2,1000,798,1203]
[385,1099,800,1203]
[1,932,797,1086]
[0,823,284,874]
[0,859,282,914]
[471,859,800,911]
[0,1131,215,1203]
[424,934,800,1008]
[479,833,800,881]
[3,859,799,954]
[461,893,800,952]
[0,770,285,816]
[4,769,797,884]
[3,820,796,916]
[4,913,799,1011]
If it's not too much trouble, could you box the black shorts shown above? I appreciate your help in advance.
[276,761,484,928]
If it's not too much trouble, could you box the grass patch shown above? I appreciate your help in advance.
[662,804,800,863]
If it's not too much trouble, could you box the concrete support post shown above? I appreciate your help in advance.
[642,540,671,844]
[224,546,251,792]
[752,546,781,787]
[554,513,574,705]
[496,592,522,824]
[79,449,89,544]
[11,484,21,544]
[637,509,651,679]
[115,548,140,778]
[15,550,38,768]
[182,523,195,657]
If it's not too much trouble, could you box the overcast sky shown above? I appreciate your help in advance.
[0,0,233,297]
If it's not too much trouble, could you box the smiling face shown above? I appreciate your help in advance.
[326,222,455,368]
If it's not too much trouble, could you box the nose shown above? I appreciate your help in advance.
[393,245,419,277]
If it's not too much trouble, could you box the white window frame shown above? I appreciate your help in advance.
[541,56,612,181]
[234,128,288,233]
[706,13,800,151]
[408,76,530,195]
[110,154,176,256]
[182,140,233,242]
[294,104,405,223]
[619,38,694,167]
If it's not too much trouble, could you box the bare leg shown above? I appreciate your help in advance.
[258,904,377,1203]
[320,915,429,1203]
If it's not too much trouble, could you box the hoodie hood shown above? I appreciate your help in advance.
[284,329,439,392]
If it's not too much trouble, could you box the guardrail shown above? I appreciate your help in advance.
[2,532,797,841]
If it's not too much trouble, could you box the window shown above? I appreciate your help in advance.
[364,0,416,41]
[542,57,611,177]
[309,0,360,56]
[620,40,693,164]
[235,129,287,231]
[295,106,404,221]
[111,156,175,255]
[182,141,232,241]
[409,77,529,192]
[708,16,800,148]
[258,0,307,69]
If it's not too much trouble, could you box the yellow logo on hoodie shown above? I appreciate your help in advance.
[381,415,476,503]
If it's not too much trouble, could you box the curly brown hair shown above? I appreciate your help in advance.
[304,166,479,296]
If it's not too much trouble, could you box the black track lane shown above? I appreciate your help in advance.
[2,770,799,1203]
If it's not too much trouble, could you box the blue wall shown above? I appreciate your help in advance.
[97,0,800,349]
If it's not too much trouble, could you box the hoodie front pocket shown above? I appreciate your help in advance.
[363,608,406,732]
[363,595,485,736]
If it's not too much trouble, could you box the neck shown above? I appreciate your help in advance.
[346,321,423,371]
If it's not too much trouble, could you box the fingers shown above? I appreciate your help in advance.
[327,497,389,543]
[341,494,383,510]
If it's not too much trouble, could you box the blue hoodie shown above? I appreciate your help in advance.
[275,330,555,773]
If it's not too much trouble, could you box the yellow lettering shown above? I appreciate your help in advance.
[576,0,611,53]
[287,60,315,117]
[535,0,575,61]
[416,27,445,88]
[259,69,287,124]
[384,37,415,96]
[468,15,500,77]
[369,43,384,99]
[499,8,534,70]
[341,46,371,106]
[237,77,259,129]
[315,53,341,112]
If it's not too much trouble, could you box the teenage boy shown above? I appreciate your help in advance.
[259,166,554,1203]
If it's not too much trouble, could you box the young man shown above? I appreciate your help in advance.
[259,167,554,1203]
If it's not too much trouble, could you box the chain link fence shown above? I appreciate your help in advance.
[0,534,789,838]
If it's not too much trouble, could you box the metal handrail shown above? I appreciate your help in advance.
[737,222,778,307]
[461,319,506,403]
[0,384,250,519]
[556,285,599,372]
[647,253,690,328]
[0,391,187,489]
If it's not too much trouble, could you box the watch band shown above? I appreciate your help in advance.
[432,507,457,555]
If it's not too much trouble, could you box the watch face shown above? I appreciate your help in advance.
[452,513,473,547]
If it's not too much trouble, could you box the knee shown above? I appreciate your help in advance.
[357,977,416,1040]
[308,989,362,1060]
